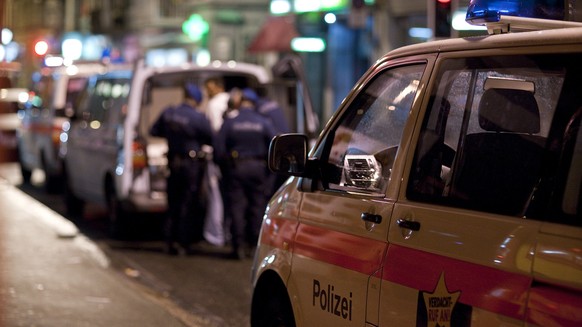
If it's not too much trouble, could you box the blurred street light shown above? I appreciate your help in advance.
[34,40,49,56]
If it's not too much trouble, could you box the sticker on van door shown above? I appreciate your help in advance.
[416,273,472,327]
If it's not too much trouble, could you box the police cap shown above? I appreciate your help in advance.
[185,83,203,103]
[241,88,259,104]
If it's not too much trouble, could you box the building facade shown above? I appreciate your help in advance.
[5,0,471,122]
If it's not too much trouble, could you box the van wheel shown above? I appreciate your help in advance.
[64,172,84,219]
[106,183,127,239]
[20,163,32,184]
[17,146,32,184]
[42,154,62,193]
[251,278,295,327]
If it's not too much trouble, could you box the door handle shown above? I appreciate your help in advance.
[361,212,382,224]
[396,219,421,231]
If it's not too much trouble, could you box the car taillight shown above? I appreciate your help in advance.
[53,121,70,147]
[51,126,61,146]
[132,140,147,170]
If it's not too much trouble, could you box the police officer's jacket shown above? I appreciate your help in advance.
[214,106,277,166]
[150,103,213,159]
[256,98,290,135]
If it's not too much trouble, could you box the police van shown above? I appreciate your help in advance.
[251,1,582,326]
[17,62,112,192]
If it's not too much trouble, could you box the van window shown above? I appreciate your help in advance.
[78,77,130,128]
[321,64,425,195]
[408,54,582,225]
[59,77,88,117]
[32,74,54,110]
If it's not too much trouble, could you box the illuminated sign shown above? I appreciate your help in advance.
[291,37,326,52]
[182,14,210,43]
[270,0,374,15]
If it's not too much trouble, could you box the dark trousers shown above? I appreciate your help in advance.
[166,159,206,248]
[224,160,273,252]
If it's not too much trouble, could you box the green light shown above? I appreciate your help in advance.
[182,14,210,42]
[321,0,344,9]
[294,0,348,13]
[291,37,326,52]
[271,0,374,14]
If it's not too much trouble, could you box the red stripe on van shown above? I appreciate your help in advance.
[293,224,387,275]
[259,216,298,250]
[527,284,582,326]
[383,244,531,321]
[260,221,541,322]
[26,123,55,135]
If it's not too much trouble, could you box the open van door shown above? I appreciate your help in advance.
[270,54,319,143]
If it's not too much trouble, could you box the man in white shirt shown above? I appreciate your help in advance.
[202,77,230,247]
[204,77,230,132]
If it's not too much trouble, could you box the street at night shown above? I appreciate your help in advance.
[0,162,253,327]
[1,0,582,326]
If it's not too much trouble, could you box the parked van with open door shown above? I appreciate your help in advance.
[62,59,314,236]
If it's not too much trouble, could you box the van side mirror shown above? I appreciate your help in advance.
[268,133,308,176]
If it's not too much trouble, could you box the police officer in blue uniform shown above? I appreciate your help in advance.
[214,88,277,259]
[256,92,290,136]
[150,83,213,255]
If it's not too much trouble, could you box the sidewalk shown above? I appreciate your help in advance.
[0,178,193,326]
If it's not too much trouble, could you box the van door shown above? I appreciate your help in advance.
[271,54,319,140]
[528,224,582,326]
[65,75,97,198]
[66,76,129,202]
[289,62,426,326]
[384,53,573,326]
[526,103,582,326]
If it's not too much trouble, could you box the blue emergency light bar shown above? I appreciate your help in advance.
[465,0,582,34]
[466,0,566,25]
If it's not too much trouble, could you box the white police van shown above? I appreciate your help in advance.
[61,59,312,237]
[251,1,582,326]
[16,62,112,192]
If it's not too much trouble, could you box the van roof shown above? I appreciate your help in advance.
[53,62,108,77]
[384,26,582,61]
[135,61,272,84]
[44,62,133,78]
[51,63,133,109]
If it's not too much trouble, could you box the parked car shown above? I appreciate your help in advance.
[251,2,582,326]
[16,62,113,192]
[61,59,313,236]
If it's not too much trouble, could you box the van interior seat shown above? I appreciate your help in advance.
[450,88,546,216]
